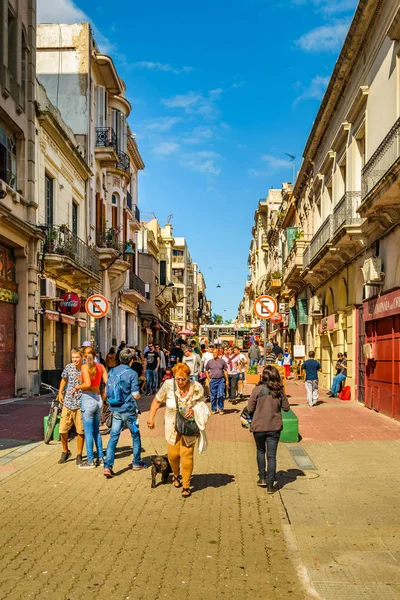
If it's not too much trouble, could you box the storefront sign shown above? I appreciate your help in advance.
[288,307,297,330]
[363,288,400,322]
[45,310,59,322]
[286,227,298,253]
[293,345,305,357]
[271,313,283,324]
[61,314,76,325]
[318,314,335,333]
[59,292,81,315]
[0,287,18,304]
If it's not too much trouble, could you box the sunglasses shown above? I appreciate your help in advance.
[175,377,188,382]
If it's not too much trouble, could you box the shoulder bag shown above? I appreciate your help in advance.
[173,380,200,437]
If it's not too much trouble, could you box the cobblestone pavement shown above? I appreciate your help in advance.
[0,396,305,600]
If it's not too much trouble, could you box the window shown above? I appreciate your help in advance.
[112,194,117,205]
[72,202,78,236]
[96,85,107,128]
[21,30,28,111]
[45,174,54,225]
[160,260,167,286]
[112,109,126,151]
[8,12,17,83]
[0,127,17,189]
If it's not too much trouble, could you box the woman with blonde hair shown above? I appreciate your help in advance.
[147,362,209,498]
[73,347,107,469]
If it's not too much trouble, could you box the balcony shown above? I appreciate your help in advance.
[116,150,130,175]
[95,127,118,168]
[172,255,185,265]
[304,216,332,270]
[122,271,146,303]
[331,191,364,245]
[95,228,130,280]
[40,225,100,284]
[360,116,400,222]
[96,228,123,252]
[283,239,309,292]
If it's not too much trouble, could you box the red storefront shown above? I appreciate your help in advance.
[363,288,400,421]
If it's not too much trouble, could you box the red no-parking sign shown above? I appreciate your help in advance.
[85,294,109,319]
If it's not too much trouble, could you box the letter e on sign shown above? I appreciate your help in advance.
[85,294,109,319]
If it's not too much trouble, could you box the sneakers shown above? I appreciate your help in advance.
[76,454,83,466]
[104,467,114,478]
[257,478,267,487]
[78,460,96,469]
[130,462,148,471]
[58,451,71,464]
[267,485,275,494]
[96,457,105,467]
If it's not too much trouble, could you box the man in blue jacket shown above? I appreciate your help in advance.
[104,348,147,478]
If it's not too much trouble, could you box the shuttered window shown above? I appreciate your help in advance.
[96,85,106,128]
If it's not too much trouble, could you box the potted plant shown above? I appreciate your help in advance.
[246,364,260,385]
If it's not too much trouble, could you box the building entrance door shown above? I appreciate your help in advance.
[357,306,366,403]
[55,321,64,370]
[0,301,15,397]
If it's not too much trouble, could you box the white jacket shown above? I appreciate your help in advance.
[193,401,211,453]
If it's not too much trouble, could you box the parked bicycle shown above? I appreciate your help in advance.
[42,383,62,444]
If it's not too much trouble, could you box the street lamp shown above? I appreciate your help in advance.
[99,242,135,271]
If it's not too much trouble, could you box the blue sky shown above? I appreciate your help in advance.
[38,0,358,320]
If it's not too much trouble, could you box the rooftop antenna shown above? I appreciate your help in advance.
[284,153,296,184]
[166,214,173,223]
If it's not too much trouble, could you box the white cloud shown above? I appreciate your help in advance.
[248,154,293,178]
[152,142,180,155]
[37,0,115,55]
[146,117,183,133]
[182,125,214,145]
[162,89,223,119]
[232,81,247,89]
[296,20,351,52]
[133,61,193,75]
[179,151,222,176]
[293,75,330,105]
[290,0,357,15]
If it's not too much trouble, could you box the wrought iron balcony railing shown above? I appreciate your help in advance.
[304,216,332,268]
[128,272,146,297]
[116,150,130,174]
[332,191,363,234]
[126,193,140,222]
[127,191,132,210]
[362,116,400,199]
[96,228,123,252]
[95,127,117,149]
[40,225,99,275]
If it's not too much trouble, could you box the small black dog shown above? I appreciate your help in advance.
[151,454,172,488]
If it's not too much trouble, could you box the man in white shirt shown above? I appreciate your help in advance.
[234,346,247,399]
[202,346,214,370]
[182,347,202,382]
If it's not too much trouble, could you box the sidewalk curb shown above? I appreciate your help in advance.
[0,440,60,484]
[275,487,325,600]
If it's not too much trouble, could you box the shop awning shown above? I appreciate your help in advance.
[45,310,59,322]
[159,323,168,333]
[76,318,87,328]
[61,314,76,326]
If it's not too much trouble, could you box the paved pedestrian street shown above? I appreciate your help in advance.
[0,396,305,600]
[2,383,400,600]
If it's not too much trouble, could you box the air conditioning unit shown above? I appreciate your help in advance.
[310,295,322,315]
[40,278,57,299]
[363,257,384,284]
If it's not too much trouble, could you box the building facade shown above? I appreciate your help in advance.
[0,0,43,397]
[36,23,145,360]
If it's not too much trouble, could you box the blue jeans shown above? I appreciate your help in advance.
[209,378,225,412]
[249,359,259,367]
[146,369,158,393]
[81,392,103,462]
[105,411,142,468]
[253,430,280,486]
[331,373,346,396]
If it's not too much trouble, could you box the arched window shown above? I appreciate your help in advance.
[8,11,17,83]
[112,194,117,205]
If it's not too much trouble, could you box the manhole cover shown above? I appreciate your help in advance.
[288,446,317,470]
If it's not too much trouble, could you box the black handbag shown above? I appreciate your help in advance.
[173,381,200,437]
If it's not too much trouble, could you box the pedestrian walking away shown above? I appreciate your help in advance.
[248,341,261,367]
[205,348,229,414]
[103,348,146,478]
[144,343,160,394]
[56,347,85,466]
[169,341,184,368]
[302,351,322,407]
[105,347,117,371]
[247,365,291,493]
[147,363,210,498]
[74,347,107,468]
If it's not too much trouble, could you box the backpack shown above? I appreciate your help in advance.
[106,368,130,406]
[338,386,351,401]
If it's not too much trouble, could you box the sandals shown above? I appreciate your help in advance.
[172,475,182,488]
[182,488,192,498]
